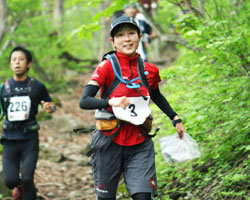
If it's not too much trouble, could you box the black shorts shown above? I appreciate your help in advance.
[91,130,158,198]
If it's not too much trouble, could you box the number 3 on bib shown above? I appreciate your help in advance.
[112,96,151,125]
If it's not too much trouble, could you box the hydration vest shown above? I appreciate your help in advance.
[86,52,159,157]
[4,77,34,101]
[101,51,151,100]
[1,77,39,132]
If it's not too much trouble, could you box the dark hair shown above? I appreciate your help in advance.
[111,23,140,39]
[9,46,32,63]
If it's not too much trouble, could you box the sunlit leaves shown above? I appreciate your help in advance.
[7,0,42,17]
[154,1,250,199]
[69,22,100,40]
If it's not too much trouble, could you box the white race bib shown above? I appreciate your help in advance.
[7,96,31,121]
[112,96,151,125]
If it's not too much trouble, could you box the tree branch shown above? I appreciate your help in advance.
[53,0,64,35]
[0,23,19,56]
[185,0,205,18]
[60,51,99,65]
[0,0,7,43]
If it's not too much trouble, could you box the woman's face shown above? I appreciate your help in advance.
[110,25,141,57]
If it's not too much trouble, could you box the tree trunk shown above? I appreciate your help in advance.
[0,23,19,56]
[53,0,64,35]
[0,0,7,44]
[32,54,53,82]
[98,0,112,59]
[42,0,51,16]
[197,0,205,17]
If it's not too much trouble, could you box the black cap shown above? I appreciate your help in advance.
[110,15,140,37]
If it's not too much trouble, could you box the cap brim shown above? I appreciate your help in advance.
[110,21,140,37]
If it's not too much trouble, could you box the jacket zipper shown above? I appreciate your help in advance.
[129,60,133,80]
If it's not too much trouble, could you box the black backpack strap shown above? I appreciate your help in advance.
[102,52,122,99]
[27,77,34,97]
[4,80,11,96]
[102,50,116,61]
[86,125,120,157]
[3,80,12,106]
[137,56,160,137]
[137,56,151,94]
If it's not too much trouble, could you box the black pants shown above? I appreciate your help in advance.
[2,136,39,200]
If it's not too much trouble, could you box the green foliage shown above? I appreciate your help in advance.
[36,110,52,122]
[7,0,42,14]
[117,182,130,199]
[155,1,179,32]
[52,96,62,108]
[0,0,107,92]
[70,0,132,39]
[151,1,250,199]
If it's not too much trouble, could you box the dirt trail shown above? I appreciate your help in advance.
[35,72,96,200]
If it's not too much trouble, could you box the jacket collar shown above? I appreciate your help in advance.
[116,51,139,64]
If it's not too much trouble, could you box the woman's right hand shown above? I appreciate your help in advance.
[108,96,130,109]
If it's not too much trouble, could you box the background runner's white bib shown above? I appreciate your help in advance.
[7,96,31,121]
[112,96,151,125]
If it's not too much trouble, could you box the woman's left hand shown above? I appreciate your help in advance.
[176,122,186,139]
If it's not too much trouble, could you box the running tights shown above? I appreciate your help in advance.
[97,192,152,200]
[2,137,39,200]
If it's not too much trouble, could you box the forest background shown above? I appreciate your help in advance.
[0,0,249,199]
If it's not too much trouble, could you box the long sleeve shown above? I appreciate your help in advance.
[79,85,109,109]
[150,87,177,120]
